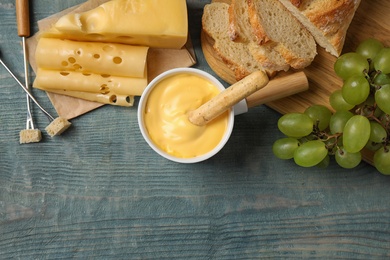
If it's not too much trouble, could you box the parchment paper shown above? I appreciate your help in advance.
[27,0,196,119]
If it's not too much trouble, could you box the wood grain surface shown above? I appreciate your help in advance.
[203,0,390,165]
[0,1,389,259]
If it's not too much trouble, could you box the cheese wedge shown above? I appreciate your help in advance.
[36,38,148,78]
[34,69,147,96]
[40,0,188,49]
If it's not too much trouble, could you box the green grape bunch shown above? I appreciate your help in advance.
[273,38,390,175]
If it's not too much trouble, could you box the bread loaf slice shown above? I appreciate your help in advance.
[228,0,268,43]
[278,0,361,57]
[228,0,289,72]
[247,0,317,69]
[202,2,287,81]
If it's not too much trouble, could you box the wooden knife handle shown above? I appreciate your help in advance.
[15,0,30,37]
[245,71,309,109]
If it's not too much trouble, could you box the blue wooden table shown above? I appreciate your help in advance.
[1,1,389,259]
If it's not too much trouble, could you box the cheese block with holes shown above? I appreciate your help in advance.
[33,69,147,106]
[36,38,148,78]
[39,0,188,49]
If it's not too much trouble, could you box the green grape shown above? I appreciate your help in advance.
[304,105,332,131]
[329,110,354,134]
[356,38,384,60]
[380,113,390,126]
[277,113,313,138]
[365,141,382,151]
[358,93,382,118]
[375,84,390,115]
[293,140,328,167]
[343,115,371,153]
[335,147,362,169]
[373,72,390,85]
[369,121,387,143]
[272,138,300,160]
[316,155,330,168]
[324,136,342,154]
[341,75,370,105]
[373,48,390,74]
[329,89,355,111]
[373,147,390,175]
[334,52,370,80]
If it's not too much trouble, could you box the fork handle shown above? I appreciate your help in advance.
[16,0,30,37]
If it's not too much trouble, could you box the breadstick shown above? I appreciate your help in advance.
[188,70,269,126]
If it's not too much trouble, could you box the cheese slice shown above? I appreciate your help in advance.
[40,0,188,49]
[36,38,148,78]
[34,69,147,95]
[44,89,135,107]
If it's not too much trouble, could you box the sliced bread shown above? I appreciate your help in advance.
[247,42,289,73]
[228,0,289,72]
[228,0,268,44]
[278,0,361,57]
[247,0,317,69]
[202,2,287,81]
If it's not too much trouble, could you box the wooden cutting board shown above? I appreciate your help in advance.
[201,0,390,165]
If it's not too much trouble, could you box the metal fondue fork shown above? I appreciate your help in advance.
[16,0,37,131]
[0,56,55,122]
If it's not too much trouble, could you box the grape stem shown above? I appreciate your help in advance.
[310,120,342,155]
[367,69,383,90]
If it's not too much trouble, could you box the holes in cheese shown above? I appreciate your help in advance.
[100,84,110,94]
[36,38,148,78]
[68,57,76,63]
[34,69,147,96]
[40,0,188,49]
[113,57,122,64]
[33,37,149,106]
[109,95,117,104]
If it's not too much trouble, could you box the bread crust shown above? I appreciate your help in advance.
[283,0,361,56]
[275,43,313,69]
[228,2,240,41]
[247,0,271,45]
[304,0,360,56]
[247,0,317,69]
[290,0,302,7]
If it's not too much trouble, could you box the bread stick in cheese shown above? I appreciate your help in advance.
[188,71,269,126]
[34,69,147,96]
[36,38,148,78]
